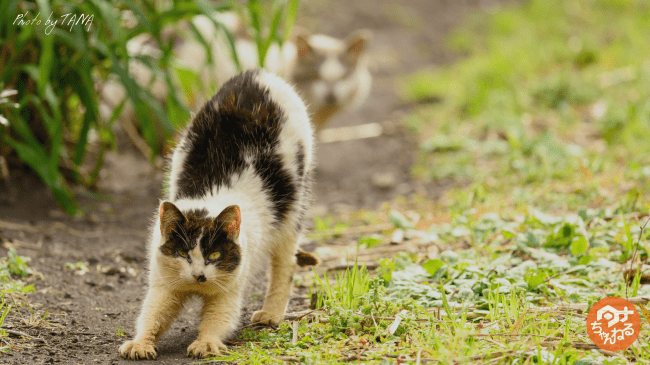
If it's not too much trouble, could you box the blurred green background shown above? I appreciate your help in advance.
[401,0,650,214]
[0,0,297,215]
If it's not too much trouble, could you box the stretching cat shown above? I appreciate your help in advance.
[119,69,318,360]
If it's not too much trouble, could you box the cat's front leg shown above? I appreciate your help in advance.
[187,291,242,358]
[119,286,183,360]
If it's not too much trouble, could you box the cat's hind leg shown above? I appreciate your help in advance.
[251,230,299,326]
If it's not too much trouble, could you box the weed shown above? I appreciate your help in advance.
[64,261,89,276]
[312,258,371,310]
[0,248,30,280]
[0,294,13,336]
[0,249,34,294]
[114,324,126,338]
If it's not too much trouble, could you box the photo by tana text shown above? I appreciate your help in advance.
[13,12,93,35]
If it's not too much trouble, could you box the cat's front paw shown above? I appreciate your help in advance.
[251,310,283,326]
[119,339,157,360]
[187,339,226,358]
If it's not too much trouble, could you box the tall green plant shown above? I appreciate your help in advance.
[0,0,299,215]
[244,0,300,67]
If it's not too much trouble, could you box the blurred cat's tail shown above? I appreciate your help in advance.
[296,249,319,267]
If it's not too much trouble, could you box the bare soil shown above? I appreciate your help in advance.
[0,0,514,363]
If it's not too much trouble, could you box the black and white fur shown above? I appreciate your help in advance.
[119,69,314,360]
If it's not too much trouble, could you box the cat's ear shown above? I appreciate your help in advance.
[215,205,241,240]
[344,30,372,64]
[295,32,314,62]
[159,202,186,238]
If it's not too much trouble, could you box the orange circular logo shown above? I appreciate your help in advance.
[586,297,640,351]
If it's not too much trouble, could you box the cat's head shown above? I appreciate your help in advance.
[156,202,242,286]
[291,30,371,112]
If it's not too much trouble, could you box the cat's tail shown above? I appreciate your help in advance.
[295,249,319,267]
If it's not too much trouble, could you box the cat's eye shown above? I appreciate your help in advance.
[209,252,221,260]
[177,250,187,258]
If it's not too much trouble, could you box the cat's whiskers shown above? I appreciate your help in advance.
[177,222,192,248]
[206,280,235,296]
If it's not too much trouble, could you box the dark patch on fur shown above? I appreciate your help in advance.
[296,142,305,178]
[201,231,241,273]
[173,70,298,224]
[186,208,209,219]
[253,154,296,222]
[158,203,242,273]
[159,202,188,257]
[296,249,319,267]
[201,206,242,272]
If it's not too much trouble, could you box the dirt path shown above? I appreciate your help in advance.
[0,0,513,363]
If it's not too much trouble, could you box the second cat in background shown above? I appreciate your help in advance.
[181,12,372,129]
[100,12,372,132]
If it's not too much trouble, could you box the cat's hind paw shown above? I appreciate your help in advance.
[187,339,226,358]
[119,339,157,360]
[251,310,284,326]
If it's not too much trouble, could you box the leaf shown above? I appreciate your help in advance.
[632,266,642,297]
[247,0,263,66]
[570,236,589,256]
[192,0,241,71]
[561,223,574,238]
[36,0,53,95]
[359,235,383,248]
[622,213,634,252]
[389,211,414,229]
[638,304,650,325]
[422,259,444,276]
[87,0,126,47]
[510,310,528,334]
[282,0,300,44]
[578,255,592,265]
[502,229,516,239]
[259,1,284,66]
[524,269,547,289]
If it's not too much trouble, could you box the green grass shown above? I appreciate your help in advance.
[0,248,34,294]
[312,258,372,310]
[205,0,650,363]
[401,0,650,214]
[0,294,13,353]
[0,249,37,354]
[205,208,649,364]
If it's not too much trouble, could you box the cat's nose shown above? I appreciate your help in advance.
[193,274,206,283]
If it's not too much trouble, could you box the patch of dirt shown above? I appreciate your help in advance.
[0,0,515,363]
